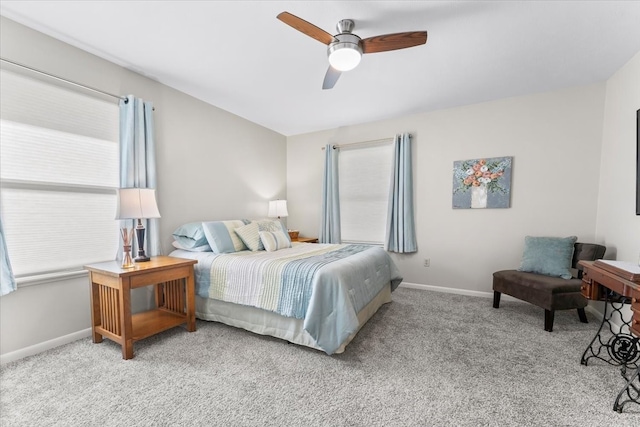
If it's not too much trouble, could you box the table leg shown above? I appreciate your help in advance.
[122,339,134,360]
[120,278,134,360]
[89,280,103,343]
[613,337,640,412]
[580,291,640,367]
[154,282,164,308]
[186,273,196,332]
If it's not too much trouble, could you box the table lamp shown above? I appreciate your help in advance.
[268,199,297,239]
[116,188,161,262]
[268,200,288,219]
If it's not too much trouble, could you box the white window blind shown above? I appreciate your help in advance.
[0,69,119,277]
[338,141,393,244]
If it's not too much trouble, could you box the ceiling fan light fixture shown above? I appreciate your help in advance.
[327,33,362,72]
[328,45,361,71]
[277,12,428,89]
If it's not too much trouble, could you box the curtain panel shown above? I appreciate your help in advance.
[119,96,160,257]
[385,133,417,253]
[319,144,341,243]
[0,217,17,296]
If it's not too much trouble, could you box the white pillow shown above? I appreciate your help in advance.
[171,240,212,252]
[259,230,292,252]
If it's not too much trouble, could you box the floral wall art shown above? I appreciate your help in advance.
[452,156,513,209]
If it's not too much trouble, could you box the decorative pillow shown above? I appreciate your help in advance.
[259,230,292,252]
[518,235,577,279]
[171,240,211,252]
[256,219,288,234]
[202,220,250,254]
[234,222,263,251]
[236,219,290,251]
[172,222,207,248]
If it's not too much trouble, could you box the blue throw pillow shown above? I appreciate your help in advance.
[172,222,208,249]
[202,220,251,254]
[518,236,577,279]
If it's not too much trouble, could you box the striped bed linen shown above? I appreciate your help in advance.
[171,243,402,354]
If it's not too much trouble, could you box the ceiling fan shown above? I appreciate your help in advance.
[277,11,428,90]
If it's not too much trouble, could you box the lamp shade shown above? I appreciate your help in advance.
[327,34,363,72]
[115,188,161,220]
[328,46,362,71]
[268,200,288,218]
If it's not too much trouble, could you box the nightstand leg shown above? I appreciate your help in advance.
[120,279,134,359]
[123,340,134,360]
[89,279,103,343]
[186,273,196,332]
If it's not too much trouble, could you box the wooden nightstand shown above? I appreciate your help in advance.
[84,256,198,359]
[293,237,318,243]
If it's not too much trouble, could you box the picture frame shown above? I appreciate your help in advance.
[637,109,640,215]
[452,156,513,209]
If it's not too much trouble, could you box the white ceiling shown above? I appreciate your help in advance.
[1,1,640,136]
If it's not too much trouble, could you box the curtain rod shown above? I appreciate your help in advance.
[1,57,128,103]
[321,135,412,150]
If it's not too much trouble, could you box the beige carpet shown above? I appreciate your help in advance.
[1,287,638,426]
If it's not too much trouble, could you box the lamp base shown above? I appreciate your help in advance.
[134,221,151,262]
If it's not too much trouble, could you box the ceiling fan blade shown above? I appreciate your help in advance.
[277,12,336,45]
[361,31,428,54]
[322,66,341,90]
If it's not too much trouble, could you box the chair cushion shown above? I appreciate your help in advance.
[494,270,581,294]
[493,270,586,310]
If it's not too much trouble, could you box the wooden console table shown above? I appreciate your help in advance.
[85,256,197,360]
[579,260,640,412]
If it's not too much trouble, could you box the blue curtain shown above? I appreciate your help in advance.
[319,144,341,243]
[385,133,417,253]
[0,217,17,296]
[119,96,160,257]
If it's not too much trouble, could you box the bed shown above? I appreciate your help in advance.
[169,221,402,354]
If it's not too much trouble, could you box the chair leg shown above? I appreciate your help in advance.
[493,291,501,308]
[544,310,554,332]
[577,308,588,324]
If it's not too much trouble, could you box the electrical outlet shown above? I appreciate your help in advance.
[423,258,430,267]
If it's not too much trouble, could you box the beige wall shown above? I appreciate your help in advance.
[287,84,608,293]
[0,17,286,361]
[596,51,640,261]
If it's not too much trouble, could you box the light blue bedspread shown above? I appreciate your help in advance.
[171,243,402,354]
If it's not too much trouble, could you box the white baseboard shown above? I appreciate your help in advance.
[585,303,625,333]
[400,282,610,324]
[399,282,521,302]
[584,304,601,318]
[1,328,92,365]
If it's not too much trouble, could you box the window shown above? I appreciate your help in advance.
[338,141,393,244]
[0,69,119,278]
